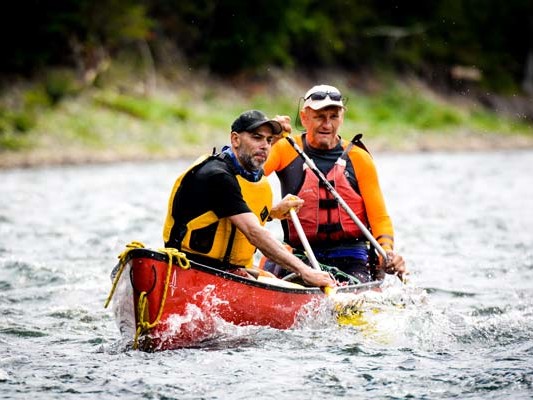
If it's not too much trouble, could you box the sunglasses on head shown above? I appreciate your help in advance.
[304,91,343,101]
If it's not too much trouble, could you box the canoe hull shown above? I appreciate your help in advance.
[111,248,381,351]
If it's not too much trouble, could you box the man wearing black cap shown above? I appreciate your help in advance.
[163,110,334,288]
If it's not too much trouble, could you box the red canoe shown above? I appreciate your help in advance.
[107,246,382,351]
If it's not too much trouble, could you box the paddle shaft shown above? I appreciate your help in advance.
[289,208,321,270]
[283,134,388,262]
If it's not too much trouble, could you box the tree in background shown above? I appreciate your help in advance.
[2,0,152,86]
[1,0,532,93]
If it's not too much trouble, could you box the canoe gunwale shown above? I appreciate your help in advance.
[125,248,322,294]
[124,247,383,296]
[125,248,383,294]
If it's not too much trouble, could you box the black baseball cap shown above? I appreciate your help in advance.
[231,110,282,135]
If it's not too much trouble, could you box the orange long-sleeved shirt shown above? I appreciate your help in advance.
[263,134,394,252]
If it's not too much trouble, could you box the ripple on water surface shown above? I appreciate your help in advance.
[1,153,533,399]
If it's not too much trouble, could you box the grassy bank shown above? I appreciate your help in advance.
[1,65,533,169]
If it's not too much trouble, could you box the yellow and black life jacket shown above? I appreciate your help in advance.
[163,154,272,269]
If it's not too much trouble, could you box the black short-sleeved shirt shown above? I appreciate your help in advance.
[166,157,251,247]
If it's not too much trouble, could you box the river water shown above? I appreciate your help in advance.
[1,150,532,399]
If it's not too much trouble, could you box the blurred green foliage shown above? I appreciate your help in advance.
[2,73,530,154]
[94,93,189,121]
[339,83,533,140]
[1,1,533,155]
[2,0,532,92]
[0,108,35,150]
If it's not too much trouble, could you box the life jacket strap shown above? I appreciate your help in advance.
[222,224,237,266]
[319,179,335,188]
[318,198,337,209]
[317,222,343,233]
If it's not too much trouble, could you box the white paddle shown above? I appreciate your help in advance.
[288,208,321,271]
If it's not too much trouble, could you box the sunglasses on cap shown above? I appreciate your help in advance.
[304,91,343,101]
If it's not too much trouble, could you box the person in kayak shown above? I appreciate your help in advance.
[163,109,334,289]
[263,84,406,283]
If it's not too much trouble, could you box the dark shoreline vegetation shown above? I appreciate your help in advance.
[1,64,533,170]
[3,2,533,169]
